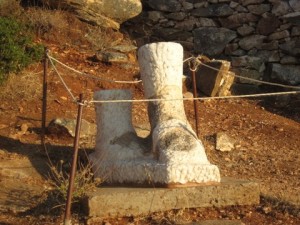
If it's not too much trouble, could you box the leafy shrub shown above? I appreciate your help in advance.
[0,16,43,84]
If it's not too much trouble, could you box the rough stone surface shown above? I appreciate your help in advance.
[216,132,235,152]
[257,14,280,35]
[231,68,263,84]
[191,4,234,17]
[239,35,266,51]
[269,63,300,85]
[272,1,291,16]
[248,4,270,15]
[84,178,260,218]
[237,24,255,36]
[279,40,300,56]
[289,0,300,11]
[231,56,265,72]
[146,0,181,12]
[41,0,142,29]
[219,13,258,29]
[90,42,220,185]
[95,51,129,63]
[283,12,300,26]
[241,0,264,6]
[47,118,96,138]
[193,27,237,56]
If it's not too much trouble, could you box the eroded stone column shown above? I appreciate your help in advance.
[138,42,221,183]
[91,42,220,185]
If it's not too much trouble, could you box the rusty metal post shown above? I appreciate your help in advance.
[41,47,49,146]
[64,94,84,225]
[191,64,200,138]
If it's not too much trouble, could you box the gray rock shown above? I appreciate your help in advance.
[154,28,191,41]
[280,56,299,64]
[216,132,235,152]
[95,51,129,63]
[40,0,142,29]
[148,11,164,22]
[257,14,281,35]
[241,0,264,6]
[279,39,300,56]
[269,63,300,85]
[219,13,258,29]
[197,18,217,27]
[260,41,279,50]
[283,12,300,26]
[236,5,248,13]
[175,19,199,31]
[193,27,237,56]
[182,1,194,10]
[231,56,265,72]
[192,4,234,17]
[237,24,255,36]
[249,50,280,63]
[272,1,291,16]
[146,0,181,12]
[165,12,186,21]
[268,30,290,40]
[109,45,137,53]
[48,118,96,138]
[239,35,266,51]
[289,0,300,11]
[225,43,239,55]
[291,27,300,37]
[231,68,263,84]
[247,4,271,15]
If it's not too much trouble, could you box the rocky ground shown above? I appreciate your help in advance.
[0,10,300,225]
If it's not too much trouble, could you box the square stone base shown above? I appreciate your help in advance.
[83,177,260,218]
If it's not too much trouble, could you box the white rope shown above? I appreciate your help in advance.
[89,90,300,104]
[195,59,300,90]
[48,56,77,102]
[47,55,142,84]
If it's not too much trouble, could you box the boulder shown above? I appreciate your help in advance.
[289,0,300,11]
[247,4,271,15]
[40,0,142,29]
[283,12,300,26]
[268,63,300,85]
[257,14,280,35]
[191,4,234,17]
[219,13,259,29]
[193,27,237,56]
[231,56,265,72]
[145,0,181,12]
[239,35,266,51]
[272,1,291,16]
[48,118,96,138]
[279,39,300,56]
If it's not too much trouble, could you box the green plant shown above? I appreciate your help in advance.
[0,16,43,84]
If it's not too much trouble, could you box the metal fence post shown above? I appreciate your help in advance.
[191,63,200,138]
[41,47,49,146]
[64,94,84,225]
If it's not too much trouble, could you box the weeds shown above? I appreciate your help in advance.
[48,159,101,204]
[0,16,43,84]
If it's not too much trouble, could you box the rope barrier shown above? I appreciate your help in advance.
[47,55,142,84]
[46,51,300,106]
[193,57,300,90]
[48,55,77,102]
[89,91,300,104]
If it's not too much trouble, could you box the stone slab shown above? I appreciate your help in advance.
[84,177,260,218]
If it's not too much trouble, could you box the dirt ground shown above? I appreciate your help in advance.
[0,10,300,225]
